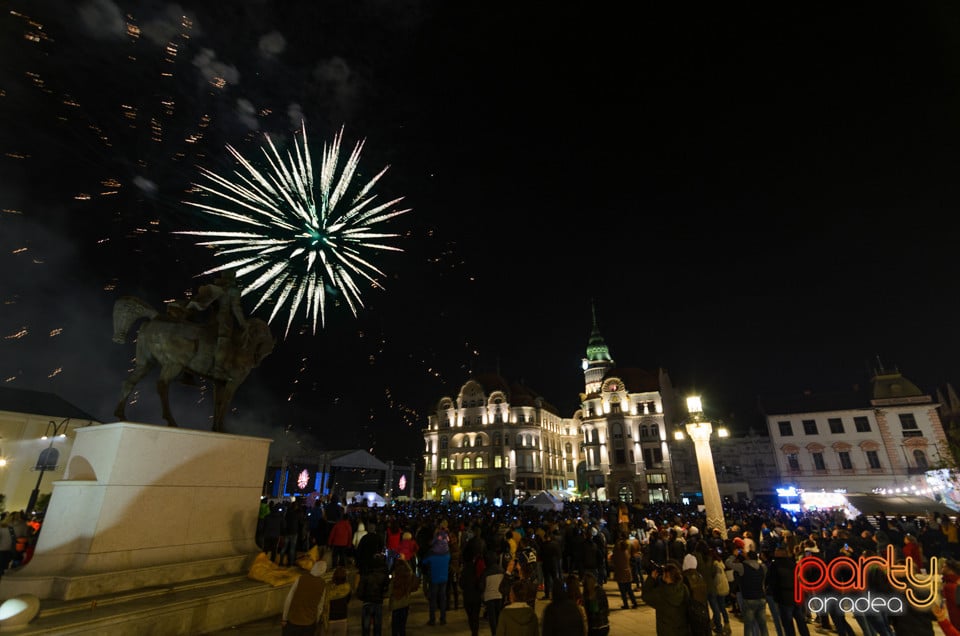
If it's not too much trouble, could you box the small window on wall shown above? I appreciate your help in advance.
[838,452,853,470]
[829,418,844,434]
[778,421,793,436]
[803,420,817,435]
[854,416,871,433]
[476,456,484,469]
[440,437,448,450]
[495,455,502,468]
[813,452,826,471]
[463,458,472,470]
[866,450,881,469]
[440,458,448,470]
[900,414,922,437]
[787,453,800,471]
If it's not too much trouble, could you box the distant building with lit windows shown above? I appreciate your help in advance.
[422,310,688,504]
[421,375,580,503]
[761,363,951,494]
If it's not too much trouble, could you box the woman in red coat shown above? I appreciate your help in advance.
[328,517,354,567]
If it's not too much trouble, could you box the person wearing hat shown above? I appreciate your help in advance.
[397,531,418,565]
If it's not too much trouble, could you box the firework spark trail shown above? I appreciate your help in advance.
[177,122,410,337]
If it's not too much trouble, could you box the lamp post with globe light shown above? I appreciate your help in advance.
[676,397,728,535]
[26,418,70,514]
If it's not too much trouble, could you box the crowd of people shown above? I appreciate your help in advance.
[266,496,960,636]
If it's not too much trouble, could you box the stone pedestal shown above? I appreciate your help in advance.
[0,422,271,601]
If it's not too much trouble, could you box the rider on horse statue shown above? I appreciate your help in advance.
[182,270,248,381]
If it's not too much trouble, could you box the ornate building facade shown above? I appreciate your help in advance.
[762,364,952,494]
[422,311,686,503]
[421,374,581,502]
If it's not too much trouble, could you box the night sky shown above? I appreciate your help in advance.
[3,1,960,467]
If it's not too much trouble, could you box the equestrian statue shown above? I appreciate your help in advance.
[112,272,275,432]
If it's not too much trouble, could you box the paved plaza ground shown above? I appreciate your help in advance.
[205,574,853,636]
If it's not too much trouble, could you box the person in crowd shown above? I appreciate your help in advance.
[538,526,562,602]
[281,560,328,636]
[942,558,960,631]
[356,520,386,578]
[385,518,403,571]
[322,566,351,636]
[642,560,691,635]
[0,515,17,579]
[281,501,303,567]
[611,532,639,609]
[356,553,390,636]
[732,550,769,636]
[396,531,419,565]
[482,549,505,636]
[447,524,463,611]
[541,578,587,636]
[262,503,286,564]
[387,558,418,636]
[327,515,354,568]
[495,578,539,636]
[582,571,610,636]
[461,547,485,636]
[766,541,809,636]
[422,539,451,626]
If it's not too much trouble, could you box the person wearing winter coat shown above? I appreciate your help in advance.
[461,550,485,636]
[281,560,328,636]
[611,533,638,609]
[582,571,610,636]
[731,550,769,636]
[481,550,505,636]
[356,553,390,636]
[541,577,587,636]
[327,516,354,567]
[495,578,539,636]
[387,558,418,636]
[642,562,691,636]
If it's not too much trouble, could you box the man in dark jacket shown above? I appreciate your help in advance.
[355,521,385,577]
[642,562,691,635]
[766,545,809,636]
[732,551,769,636]
[539,530,562,601]
[356,553,389,636]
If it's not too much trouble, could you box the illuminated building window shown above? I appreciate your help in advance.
[504,456,510,469]
[440,458,448,470]
[463,458,472,470]
[476,456,484,469]
[495,455,502,468]
[803,419,818,435]
[778,421,793,436]
[828,418,844,434]
[855,416,871,433]
[866,450,881,469]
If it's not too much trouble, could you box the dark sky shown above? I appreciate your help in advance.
[3,1,960,466]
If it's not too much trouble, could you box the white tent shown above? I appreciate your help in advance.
[521,490,563,512]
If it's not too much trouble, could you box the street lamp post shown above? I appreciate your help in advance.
[683,396,727,536]
[26,417,70,514]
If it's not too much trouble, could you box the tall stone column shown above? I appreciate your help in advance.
[686,421,727,536]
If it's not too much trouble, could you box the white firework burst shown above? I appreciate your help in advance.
[177,122,410,337]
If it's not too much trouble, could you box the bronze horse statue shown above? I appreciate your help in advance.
[112,296,275,432]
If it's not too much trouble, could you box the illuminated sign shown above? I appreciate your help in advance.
[795,545,939,614]
[297,469,310,490]
[398,474,407,492]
